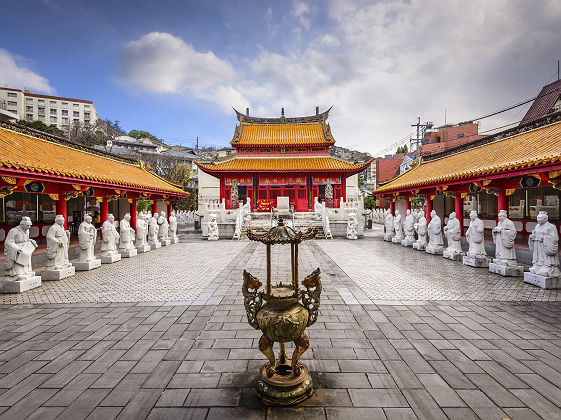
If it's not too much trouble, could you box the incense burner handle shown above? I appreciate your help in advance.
[242,270,263,330]
[301,267,321,327]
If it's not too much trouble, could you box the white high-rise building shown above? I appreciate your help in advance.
[0,87,98,130]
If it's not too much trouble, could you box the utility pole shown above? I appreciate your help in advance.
[411,117,433,152]
[196,136,199,153]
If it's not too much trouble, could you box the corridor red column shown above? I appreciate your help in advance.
[455,194,464,236]
[151,200,158,215]
[57,195,67,229]
[426,194,432,224]
[390,199,395,216]
[498,189,508,215]
[405,197,411,212]
[167,201,173,220]
[100,197,108,224]
[130,197,137,230]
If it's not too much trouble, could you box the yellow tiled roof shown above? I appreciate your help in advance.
[376,121,561,193]
[232,123,333,146]
[0,127,187,195]
[197,156,373,173]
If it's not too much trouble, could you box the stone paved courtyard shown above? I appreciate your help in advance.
[0,227,560,419]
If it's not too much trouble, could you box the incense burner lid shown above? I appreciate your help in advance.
[247,217,317,245]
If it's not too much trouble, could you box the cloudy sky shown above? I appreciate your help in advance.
[2,0,560,154]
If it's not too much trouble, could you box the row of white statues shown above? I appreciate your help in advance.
[384,208,560,289]
[1,210,180,293]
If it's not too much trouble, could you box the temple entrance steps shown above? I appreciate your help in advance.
[240,212,327,239]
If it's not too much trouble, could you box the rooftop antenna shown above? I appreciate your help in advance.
[558,59,559,81]
[444,108,447,125]
[281,107,285,118]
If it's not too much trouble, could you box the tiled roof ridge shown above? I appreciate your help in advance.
[0,122,139,165]
[424,111,561,161]
[233,107,332,124]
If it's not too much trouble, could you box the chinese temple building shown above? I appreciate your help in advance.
[374,111,561,242]
[196,108,373,212]
[0,122,188,243]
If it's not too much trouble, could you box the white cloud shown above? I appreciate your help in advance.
[117,1,561,153]
[292,2,311,30]
[0,49,54,94]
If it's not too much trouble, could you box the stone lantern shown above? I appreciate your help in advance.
[243,217,321,405]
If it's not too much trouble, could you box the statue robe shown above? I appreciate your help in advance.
[148,218,159,242]
[135,218,147,246]
[466,218,486,257]
[78,221,96,262]
[415,217,428,246]
[101,220,119,253]
[492,218,517,265]
[529,221,560,277]
[4,225,36,278]
[428,215,443,246]
[119,219,135,250]
[404,214,415,241]
[444,218,462,253]
[169,215,178,239]
[394,214,403,239]
[157,216,169,240]
[46,223,70,269]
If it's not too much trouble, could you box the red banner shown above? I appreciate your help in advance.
[224,176,253,186]
[259,176,306,185]
[256,199,275,212]
[313,176,341,185]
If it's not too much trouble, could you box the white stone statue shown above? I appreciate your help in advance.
[384,211,395,241]
[489,210,522,276]
[463,210,488,267]
[42,214,75,281]
[401,209,415,247]
[346,213,358,240]
[2,217,41,293]
[119,213,137,258]
[443,212,463,260]
[157,211,171,246]
[392,210,403,243]
[169,210,179,244]
[524,211,560,288]
[135,213,150,253]
[426,210,444,255]
[148,213,161,249]
[413,214,428,251]
[242,198,252,223]
[208,213,219,240]
[314,197,323,220]
[75,214,101,271]
[101,214,121,263]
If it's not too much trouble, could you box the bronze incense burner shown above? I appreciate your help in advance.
[243,218,321,405]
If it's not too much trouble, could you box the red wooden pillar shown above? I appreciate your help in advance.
[390,199,395,216]
[341,175,347,201]
[130,197,137,230]
[167,201,173,220]
[455,194,463,236]
[426,194,432,224]
[100,197,108,224]
[405,197,411,211]
[151,200,158,215]
[57,195,67,230]
[498,189,508,215]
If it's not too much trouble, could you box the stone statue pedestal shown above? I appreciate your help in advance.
[160,238,171,246]
[101,253,121,264]
[462,255,489,268]
[523,272,561,289]
[413,242,426,251]
[391,236,402,244]
[169,237,179,244]
[426,244,443,255]
[74,259,101,271]
[489,262,523,277]
[383,233,394,242]
[120,248,137,258]
[208,236,218,241]
[136,244,150,253]
[443,249,463,261]
[0,276,41,293]
[149,241,161,250]
[41,265,75,281]
[401,238,414,247]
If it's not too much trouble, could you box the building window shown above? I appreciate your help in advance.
[73,103,79,108]
[38,99,45,104]
[38,116,45,122]
[7,92,17,98]
[38,107,45,115]
[84,112,90,118]
[50,101,56,106]
[4,192,37,224]
[8,109,17,113]
[528,186,559,220]
[50,109,57,115]
[62,110,68,116]
[50,116,57,123]
[26,106,33,112]
[84,104,90,109]
[61,102,68,109]
[62,117,69,124]
[7,101,17,106]
[508,189,526,219]
[73,118,79,124]
[25,98,33,103]
[73,111,79,117]
[26,114,33,121]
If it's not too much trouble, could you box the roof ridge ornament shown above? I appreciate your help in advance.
[232,107,333,124]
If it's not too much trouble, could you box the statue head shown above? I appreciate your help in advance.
[498,209,507,222]
[209,213,217,222]
[449,212,456,220]
[153,213,158,218]
[107,213,115,222]
[395,210,400,216]
[55,214,65,226]
[84,214,92,223]
[160,210,166,217]
[406,209,411,216]
[19,216,32,231]
[171,210,176,216]
[430,210,436,217]
[124,213,131,221]
[469,210,477,220]
[537,210,548,225]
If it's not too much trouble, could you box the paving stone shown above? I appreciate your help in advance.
[207,407,265,419]
[348,389,408,407]
[318,373,371,389]
[325,407,385,419]
[184,388,241,406]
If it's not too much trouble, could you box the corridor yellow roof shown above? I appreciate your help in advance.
[232,123,333,147]
[376,120,561,193]
[197,156,373,173]
[0,126,187,195]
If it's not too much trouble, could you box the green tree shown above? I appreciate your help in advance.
[17,119,63,136]
[395,145,408,154]
[128,129,161,144]
[364,196,376,210]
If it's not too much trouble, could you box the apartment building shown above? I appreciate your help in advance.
[0,87,98,130]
